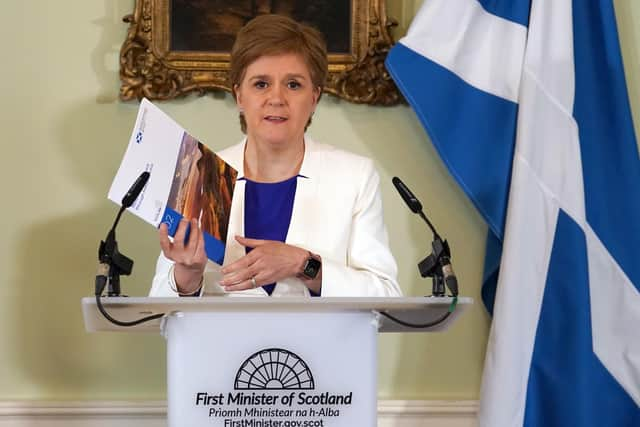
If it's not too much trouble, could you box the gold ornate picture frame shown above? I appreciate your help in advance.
[119,0,402,105]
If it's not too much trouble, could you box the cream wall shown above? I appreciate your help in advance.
[0,0,637,402]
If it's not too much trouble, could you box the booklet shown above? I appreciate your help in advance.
[108,98,237,265]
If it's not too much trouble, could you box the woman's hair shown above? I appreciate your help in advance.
[229,14,328,133]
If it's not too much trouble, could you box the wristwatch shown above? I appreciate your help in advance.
[301,252,322,280]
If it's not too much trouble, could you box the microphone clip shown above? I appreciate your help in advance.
[97,227,133,297]
[418,237,452,297]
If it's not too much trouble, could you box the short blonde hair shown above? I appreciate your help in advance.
[229,14,328,133]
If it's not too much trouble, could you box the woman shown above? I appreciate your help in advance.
[150,14,401,297]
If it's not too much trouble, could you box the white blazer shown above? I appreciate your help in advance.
[150,138,401,297]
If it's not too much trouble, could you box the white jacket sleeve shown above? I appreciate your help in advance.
[319,160,402,297]
[149,252,230,297]
[149,252,180,297]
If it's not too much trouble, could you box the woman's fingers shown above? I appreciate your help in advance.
[220,259,259,286]
[173,218,189,250]
[194,223,206,261]
[158,218,206,266]
[235,235,266,248]
[220,240,308,292]
[159,222,172,256]
[222,276,261,292]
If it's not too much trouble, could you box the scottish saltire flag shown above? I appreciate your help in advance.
[385,0,640,426]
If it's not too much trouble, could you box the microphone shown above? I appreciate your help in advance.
[98,171,150,297]
[110,171,150,235]
[122,171,150,208]
[391,176,440,239]
[392,177,459,297]
[392,177,439,239]
[392,176,422,213]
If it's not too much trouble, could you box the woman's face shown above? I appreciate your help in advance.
[235,53,320,148]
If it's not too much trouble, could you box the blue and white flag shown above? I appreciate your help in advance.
[386,0,640,426]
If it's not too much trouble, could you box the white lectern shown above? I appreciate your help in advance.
[82,297,471,426]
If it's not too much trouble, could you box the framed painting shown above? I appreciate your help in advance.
[119,0,402,105]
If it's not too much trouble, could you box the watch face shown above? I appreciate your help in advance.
[303,257,321,279]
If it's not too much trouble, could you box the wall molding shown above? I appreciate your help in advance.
[0,400,478,426]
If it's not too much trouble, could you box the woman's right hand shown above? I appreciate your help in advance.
[159,218,207,294]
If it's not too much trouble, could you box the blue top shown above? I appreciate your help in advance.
[244,175,317,296]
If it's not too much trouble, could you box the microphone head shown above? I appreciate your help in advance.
[121,171,150,208]
[392,176,423,213]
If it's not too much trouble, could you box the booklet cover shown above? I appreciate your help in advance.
[108,98,237,264]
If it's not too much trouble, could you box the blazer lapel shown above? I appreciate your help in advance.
[220,141,246,267]
[224,178,246,265]
[285,138,320,251]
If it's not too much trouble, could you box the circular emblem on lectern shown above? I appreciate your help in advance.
[234,348,315,390]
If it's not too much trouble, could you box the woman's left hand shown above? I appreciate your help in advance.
[220,236,308,291]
